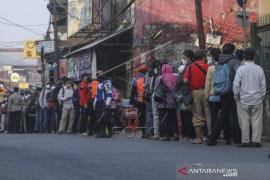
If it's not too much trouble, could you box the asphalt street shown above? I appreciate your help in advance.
[0,134,269,180]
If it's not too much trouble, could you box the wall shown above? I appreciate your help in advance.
[259,0,270,16]
[133,0,259,71]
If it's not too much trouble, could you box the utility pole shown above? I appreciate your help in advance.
[195,0,206,50]
[53,0,59,82]
[242,0,247,49]
[41,47,45,87]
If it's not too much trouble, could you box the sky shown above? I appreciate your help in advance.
[0,0,50,48]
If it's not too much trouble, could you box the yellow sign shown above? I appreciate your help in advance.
[24,40,40,59]
[11,73,20,82]
[19,83,29,89]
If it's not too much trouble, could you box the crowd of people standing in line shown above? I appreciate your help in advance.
[130,43,266,148]
[0,43,266,148]
[2,70,120,138]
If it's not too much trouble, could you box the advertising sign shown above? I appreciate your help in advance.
[11,73,20,82]
[67,0,93,37]
[24,40,40,59]
[19,83,29,89]
[36,41,54,54]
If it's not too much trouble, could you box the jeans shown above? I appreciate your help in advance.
[145,100,154,137]
[72,105,81,133]
[42,107,52,132]
[34,109,42,131]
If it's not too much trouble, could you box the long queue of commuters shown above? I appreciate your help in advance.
[130,43,265,148]
[0,43,266,148]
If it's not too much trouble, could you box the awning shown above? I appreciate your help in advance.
[64,26,133,58]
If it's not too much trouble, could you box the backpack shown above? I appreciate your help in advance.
[213,63,231,95]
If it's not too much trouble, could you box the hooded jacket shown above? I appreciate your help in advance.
[218,54,240,83]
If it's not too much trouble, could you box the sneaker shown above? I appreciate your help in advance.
[57,131,64,134]
[80,132,88,136]
[152,136,160,140]
[206,140,218,146]
[251,142,262,148]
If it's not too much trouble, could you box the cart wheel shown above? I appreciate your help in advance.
[124,127,137,138]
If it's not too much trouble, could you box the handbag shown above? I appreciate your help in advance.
[181,64,194,106]
[153,81,166,103]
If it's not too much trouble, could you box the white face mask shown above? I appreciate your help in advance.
[46,85,51,89]
[4,98,7,101]
[154,68,158,74]
[51,86,56,90]
[181,59,188,65]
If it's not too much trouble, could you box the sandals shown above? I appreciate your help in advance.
[191,139,202,144]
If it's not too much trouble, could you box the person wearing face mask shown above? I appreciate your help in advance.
[58,80,75,134]
[130,66,147,138]
[93,71,113,138]
[178,50,195,140]
[79,73,91,136]
[39,82,52,133]
[0,96,8,133]
[149,61,163,140]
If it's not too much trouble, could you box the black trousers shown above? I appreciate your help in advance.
[96,104,112,134]
[80,106,89,133]
[88,99,96,133]
[160,108,177,138]
[181,110,195,138]
[27,115,35,133]
[210,92,232,142]
[8,111,21,133]
[209,101,221,131]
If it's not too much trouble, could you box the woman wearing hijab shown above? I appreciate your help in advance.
[158,64,178,141]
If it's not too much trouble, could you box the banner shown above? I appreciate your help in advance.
[67,0,93,37]
[59,59,69,78]
[24,40,40,59]
[74,56,80,81]
[68,57,74,78]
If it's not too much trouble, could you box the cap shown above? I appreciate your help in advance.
[138,66,147,72]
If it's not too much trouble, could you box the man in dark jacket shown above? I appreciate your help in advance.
[207,43,240,146]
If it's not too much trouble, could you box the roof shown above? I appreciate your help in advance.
[0,48,40,67]
[64,26,133,57]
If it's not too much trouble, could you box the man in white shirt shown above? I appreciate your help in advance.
[233,48,266,148]
[58,80,74,134]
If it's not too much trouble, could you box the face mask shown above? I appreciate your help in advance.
[4,98,7,101]
[46,85,51,89]
[0,85,3,88]
[208,57,213,64]
[181,59,188,65]
[51,86,56,90]
[154,68,158,74]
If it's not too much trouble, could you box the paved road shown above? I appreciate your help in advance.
[0,134,269,180]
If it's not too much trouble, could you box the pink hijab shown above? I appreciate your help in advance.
[161,64,177,90]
